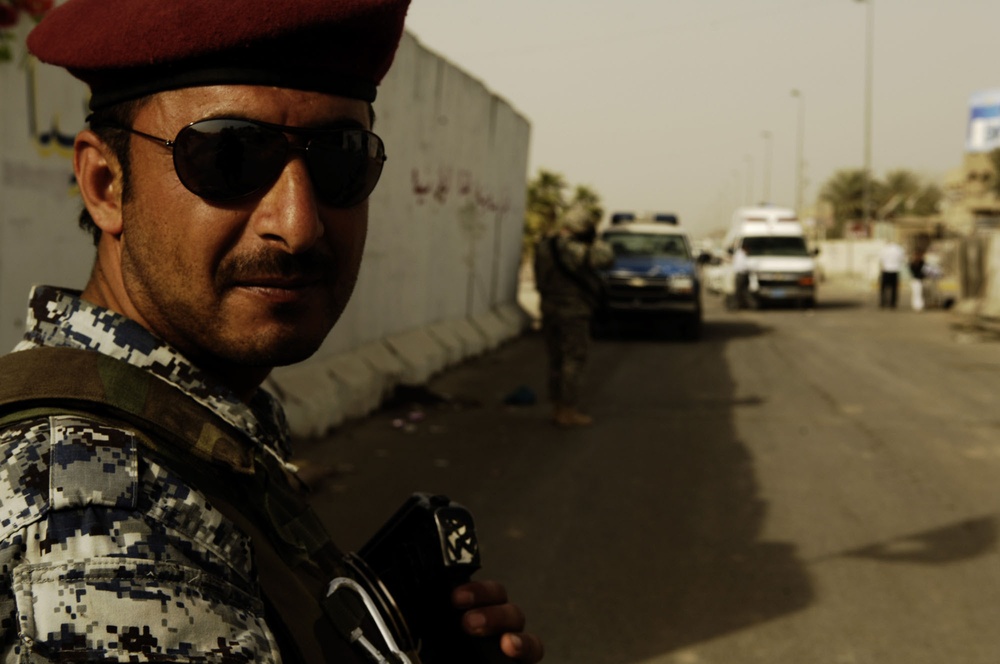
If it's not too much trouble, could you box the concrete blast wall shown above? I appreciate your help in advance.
[0,29,532,437]
[816,239,886,283]
[954,230,1000,326]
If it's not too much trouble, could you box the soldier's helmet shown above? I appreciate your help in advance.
[559,204,597,235]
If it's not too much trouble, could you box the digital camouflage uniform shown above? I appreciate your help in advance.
[0,285,293,662]
[533,235,614,409]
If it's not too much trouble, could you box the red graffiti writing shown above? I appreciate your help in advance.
[411,166,510,215]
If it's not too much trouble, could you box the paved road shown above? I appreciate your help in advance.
[298,278,1000,664]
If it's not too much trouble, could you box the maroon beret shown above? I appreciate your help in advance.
[27,0,411,109]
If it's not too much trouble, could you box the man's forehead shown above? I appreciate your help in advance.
[143,86,372,125]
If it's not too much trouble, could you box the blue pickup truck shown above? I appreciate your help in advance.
[592,217,702,340]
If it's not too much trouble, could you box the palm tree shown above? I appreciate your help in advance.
[880,169,941,219]
[910,183,942,217]
[524,170,568,255]
[819,168,941,237]
[878,169,920,219]
[524,171,607,257]
[818,169,880,236]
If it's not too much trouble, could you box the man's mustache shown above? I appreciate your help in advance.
[217,249,331,284]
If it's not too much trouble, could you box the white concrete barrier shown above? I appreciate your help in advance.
[426,321,469,365]
[265,363,347,438]
[470,310,512,350]
[451,318,490,357]
[383,327,449,386]
[353,340,408,396]
[496,302,532,337]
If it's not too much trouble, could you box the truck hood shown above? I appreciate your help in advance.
[747,255,815,272]
[605,256,695,277]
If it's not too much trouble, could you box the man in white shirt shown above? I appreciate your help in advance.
[878,241,906,308]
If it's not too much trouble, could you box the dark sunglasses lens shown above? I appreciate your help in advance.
[307,130,385,208]
[173,120,287,201]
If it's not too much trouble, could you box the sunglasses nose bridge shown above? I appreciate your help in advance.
[251,151,327,253]
[246,129,298,197]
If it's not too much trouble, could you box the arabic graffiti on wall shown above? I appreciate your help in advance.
[411,166,511,217]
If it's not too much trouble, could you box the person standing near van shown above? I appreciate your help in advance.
[534,205,613,427]
[878,240,906,308]
[732,243,750,308]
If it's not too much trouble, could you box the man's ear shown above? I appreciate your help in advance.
[74,129,125,237]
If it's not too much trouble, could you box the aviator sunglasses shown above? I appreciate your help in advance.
[90,117,387,208]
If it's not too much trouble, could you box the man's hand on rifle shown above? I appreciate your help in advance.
[453,580,545,662]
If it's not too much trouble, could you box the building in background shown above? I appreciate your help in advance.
[942,89,1000,233]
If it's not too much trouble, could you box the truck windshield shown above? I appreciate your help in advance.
[604,233,690,259]
[742,236,809,257]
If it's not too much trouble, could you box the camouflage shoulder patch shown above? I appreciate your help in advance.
[49,414,138,512]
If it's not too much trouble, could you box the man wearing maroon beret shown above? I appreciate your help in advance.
[0,1,544,662]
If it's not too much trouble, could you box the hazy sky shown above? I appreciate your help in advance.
[403,0,999,237]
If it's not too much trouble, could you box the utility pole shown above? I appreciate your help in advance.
[856,0,874,234]
[791,89,805,217]
[761,130,772,204]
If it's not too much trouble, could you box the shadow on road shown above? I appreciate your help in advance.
[594,313,771,344]
[300,326,815,664]
[522,326,817,662]
[812,297,868,311]
[829,515,999,565]
[703,293,866,312]
[700,318,772,342]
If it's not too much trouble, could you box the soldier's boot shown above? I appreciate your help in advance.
[553,405,576,427]
[553,406,593,428]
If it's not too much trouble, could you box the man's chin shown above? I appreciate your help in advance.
[213,330,328,368]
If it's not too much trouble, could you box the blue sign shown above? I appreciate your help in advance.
[967,89,1000,153]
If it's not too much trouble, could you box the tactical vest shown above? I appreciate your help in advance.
[0,346,404,664]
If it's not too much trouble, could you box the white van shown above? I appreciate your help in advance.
[719,206,818,309]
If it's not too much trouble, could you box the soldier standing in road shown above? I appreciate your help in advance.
[732,243,751,309]
[534,205,614,428]
[0,1,544,662]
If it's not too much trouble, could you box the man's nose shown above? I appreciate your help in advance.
[251,157,324,253]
